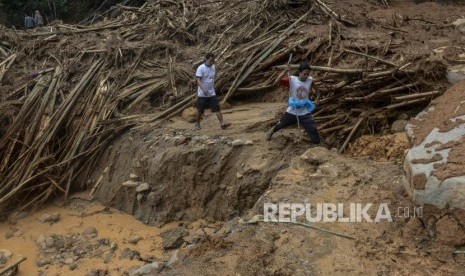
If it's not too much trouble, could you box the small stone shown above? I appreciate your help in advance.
[391,119,409,133]
[245,140,254,145]
[39,214,53,223]
[110,242,118,251]
[64,258,74,264]
[83,227,98,237]
[36,260,50,267]
[236,172,243,179]
[136,183,150,193]
[69,263,78,270]
[127,235,143,245]
[123,180,139,188]
[130,173,139,180]
[45,236,55,248]
[103,251,114,264]
[231,139,245,147]
[36,235,46,244]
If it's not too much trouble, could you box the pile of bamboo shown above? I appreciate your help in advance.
[0,0,449,214]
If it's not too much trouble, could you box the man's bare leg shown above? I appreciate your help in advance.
[216,112,231,129]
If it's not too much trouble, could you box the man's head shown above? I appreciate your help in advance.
[205,52,215,67]
[298,63,311,81]
[35,10,40,14]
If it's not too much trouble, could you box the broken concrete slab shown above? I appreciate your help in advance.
[403,80,465,210]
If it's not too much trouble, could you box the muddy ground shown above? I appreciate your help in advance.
[1,102,465,275]
[3,0,465,275]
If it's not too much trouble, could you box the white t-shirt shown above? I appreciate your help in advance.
[286,75,313,116]
[196,63,216,97]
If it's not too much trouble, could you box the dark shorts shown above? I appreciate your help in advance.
[197,96,220,115]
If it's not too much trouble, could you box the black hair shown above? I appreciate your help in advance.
[298,63,311,72]
[205,52,215,60]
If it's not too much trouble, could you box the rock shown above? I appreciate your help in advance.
[130,173,139,180]
[182,107,198,123]
[45,236,55,248]
[160,227,188,250]
[103,251,114,264]
[136,183,150,193]
[127,235,143,244]
[391,119,409,133]
[83,227,98,237]
[436,216,465,246]
[0,250,12,264]
[245,140,254,145]
[64,258,74,264]
[39,213,61,223]
[123,180,140,188]
[130,262,160,275]
[183,234,201,244]
[317,163,340,178]
[120,248,141,260]
[69,263,78,270]
[231,139,245,147]
[397,113,409,120]
[110,242,118,251]
[301,147,331,165]
[236,172,243,179]
[36,260,50,267]
[166,250,179,267]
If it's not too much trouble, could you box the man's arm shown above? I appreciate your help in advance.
[196,78,209,96]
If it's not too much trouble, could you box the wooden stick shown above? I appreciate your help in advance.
[0,256,27,275]
[275,64,370,74]
[338,115,365,153]
[343,49,398,67]
[393,90,441,101]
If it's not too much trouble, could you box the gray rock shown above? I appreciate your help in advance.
[130,262,160,275]
[36,260,50,267]
[129,173,139,180]
[103,251,114,264]
[123,180,140,188]
[301,147,332,165]
[69,263,78,270]
[136,183,150,193]
[391,119,409,133]
[127,235,143,245]
[45,236,55,248]
[166,250,178,267]
[160,227,188,250]
[231,139,245,147]
[83,227,98,237]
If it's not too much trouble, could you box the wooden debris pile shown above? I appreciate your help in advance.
[0,0,451,213]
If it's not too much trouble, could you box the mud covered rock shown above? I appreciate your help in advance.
[161,227,188,250]
[182,107,198,123]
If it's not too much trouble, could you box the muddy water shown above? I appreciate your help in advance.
[0,199,174,275]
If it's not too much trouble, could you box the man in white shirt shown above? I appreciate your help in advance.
[195,52,231,130]
[266,63,321,145]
